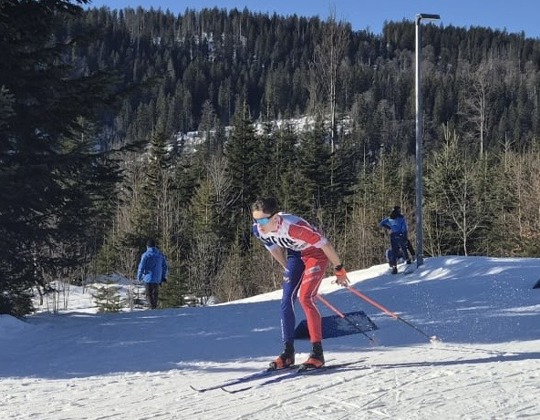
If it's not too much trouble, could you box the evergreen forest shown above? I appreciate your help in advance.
[2,0,540,315]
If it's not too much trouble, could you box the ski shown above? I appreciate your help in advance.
[189,365,299,393]
[220,360,364,394]
[402,265,415,275]
[388,266,414,275]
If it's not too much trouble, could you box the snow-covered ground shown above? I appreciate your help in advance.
[1,256,539,419]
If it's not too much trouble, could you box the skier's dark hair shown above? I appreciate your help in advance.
[251,197,279,215]
[147,238,156,248]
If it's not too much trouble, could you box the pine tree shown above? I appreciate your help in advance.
[424,127,490,256]
[126,128,171,246]
[270,124,301,207]
[224,104,264,220]
[159,260,189,308]
[92,281,123,313]
[292,119,333,221]
[0,0,122,315]
[350,145,410,267]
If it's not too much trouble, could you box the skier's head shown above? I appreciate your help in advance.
[390,206,401,219]
[251,197,279,232]
[146,238,156,248]
[251,197,279,216]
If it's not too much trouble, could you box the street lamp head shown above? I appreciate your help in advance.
[416,13,441,22]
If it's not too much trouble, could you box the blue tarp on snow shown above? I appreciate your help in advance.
[294,310,378,340]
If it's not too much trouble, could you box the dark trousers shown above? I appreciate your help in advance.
[281,256,304,345]
[145,283,159,309]
[389,233,410,267]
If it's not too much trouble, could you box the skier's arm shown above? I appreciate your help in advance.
[320,242,350,286]
[268,246,288,269]
[320,242,342,268]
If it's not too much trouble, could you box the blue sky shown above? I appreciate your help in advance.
[87,0,540,39]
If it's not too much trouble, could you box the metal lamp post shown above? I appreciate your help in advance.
[415,13,440,267]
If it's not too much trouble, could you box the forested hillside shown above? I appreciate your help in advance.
[2,1,540,315]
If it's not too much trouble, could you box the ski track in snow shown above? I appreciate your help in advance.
[2,353,538,420]
[1,256,540,419]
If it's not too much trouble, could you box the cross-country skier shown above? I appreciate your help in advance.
[379,206,412,274]
[251,197,350,370]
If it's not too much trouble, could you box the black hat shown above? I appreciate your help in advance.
[390,207,400,218]
[147,239,156,248]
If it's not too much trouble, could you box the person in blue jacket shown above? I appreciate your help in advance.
[379,206,412,274]
[137,239,168,309]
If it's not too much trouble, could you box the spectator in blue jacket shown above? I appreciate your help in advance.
[137,239,168,309]
[379,206,412,274]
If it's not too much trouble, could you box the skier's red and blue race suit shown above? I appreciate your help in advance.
[253,213,329,343]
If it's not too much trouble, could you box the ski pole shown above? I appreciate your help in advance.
[315,294,376,344]
[346,286,439,343]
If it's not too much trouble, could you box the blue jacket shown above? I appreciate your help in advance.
[137,247,168,284]
[379,215,408,235]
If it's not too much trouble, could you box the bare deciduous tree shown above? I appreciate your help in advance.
[309,10,349,152]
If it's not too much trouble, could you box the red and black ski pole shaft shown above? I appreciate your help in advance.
[315,294,376,344]
[346,286,439,342]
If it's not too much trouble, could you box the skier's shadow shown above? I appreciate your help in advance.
[255,363,371,387]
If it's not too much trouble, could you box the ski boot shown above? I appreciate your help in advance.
[391,266,398,274]
[299,342,325,370]
[268,342,295,370]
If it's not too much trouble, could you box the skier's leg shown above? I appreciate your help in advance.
[298,256,327,344]
[298,256,327,368]
[280,255,304,345]
[145,283,152,308]
[153,283,160,308]
[385,248,393,267]
[149,283,158,309]
[270,255,304,369]
[399,236,410,261]
[389,234,399,273]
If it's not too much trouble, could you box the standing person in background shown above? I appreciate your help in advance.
[137,239,168,309]
[379,206,411,274]
[251,197,350,370]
